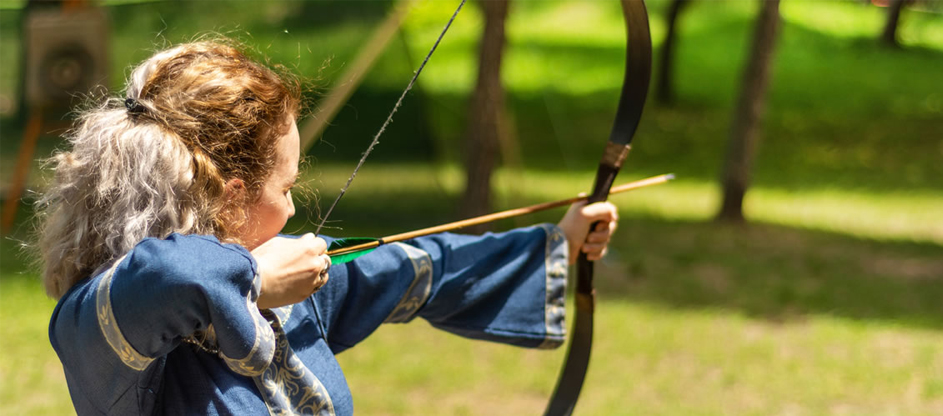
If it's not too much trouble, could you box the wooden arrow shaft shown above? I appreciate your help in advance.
[326,173,673,256]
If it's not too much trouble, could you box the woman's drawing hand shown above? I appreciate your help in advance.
[253,233,331,309]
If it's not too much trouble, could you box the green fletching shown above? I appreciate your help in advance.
[329,237,378,250]
[330,249,377,265]
[328,237,380,265]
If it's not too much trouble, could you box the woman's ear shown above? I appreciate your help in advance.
[224,178,247,201]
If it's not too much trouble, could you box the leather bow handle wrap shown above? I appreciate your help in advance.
[543,1,652,415]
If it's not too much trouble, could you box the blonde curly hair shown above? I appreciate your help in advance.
[36,40,301,299]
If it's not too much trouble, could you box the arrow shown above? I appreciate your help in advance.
[327,173,673,263]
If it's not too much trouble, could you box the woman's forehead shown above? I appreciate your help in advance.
[275,121,300,173]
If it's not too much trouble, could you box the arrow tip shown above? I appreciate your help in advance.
[665,173,676,180]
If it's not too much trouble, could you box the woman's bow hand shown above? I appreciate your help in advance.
[252,233,331,309]
[557,201,619,265]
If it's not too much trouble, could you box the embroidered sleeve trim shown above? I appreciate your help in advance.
[219,274,277,377]
[383,243,434,324]
[95,255,155,371]
[253,309,336,416]
[538,224,568,349]
[268,304,293,326]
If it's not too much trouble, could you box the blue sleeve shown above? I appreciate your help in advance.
[49,234,277,412]
[316,224,569,353]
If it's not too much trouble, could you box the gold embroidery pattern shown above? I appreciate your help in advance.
[269,304,293,325]
[384,243,433,323]
[220,275,277,377]
[253,310,335,416]
[538,224,568,349]
[95,255,155,371]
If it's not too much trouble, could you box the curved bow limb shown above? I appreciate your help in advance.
[543,1,652,415]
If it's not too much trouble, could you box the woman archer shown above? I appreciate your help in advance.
[36,39,619,415]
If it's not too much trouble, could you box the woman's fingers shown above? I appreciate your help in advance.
[557,201,619,265]
[581,240,609,252]
[579,202,618,260]
[580,201,619,223]
[299,233,327,255]
[595,218,617,233]
[253,235,334,308]
[584,230,609,244]
[585,248,608,261]
[313,254,331,290]
[583,220,616,242]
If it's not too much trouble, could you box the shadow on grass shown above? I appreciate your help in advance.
[599,217,943,329]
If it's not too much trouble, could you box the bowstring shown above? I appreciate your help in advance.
[315,0,468,236]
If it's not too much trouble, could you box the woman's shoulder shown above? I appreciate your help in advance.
[122,233,257,280]
[121,233,250,269]
[58,233,256,300]
[136,232,250,255]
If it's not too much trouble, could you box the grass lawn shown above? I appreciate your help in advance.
[1,0,942,415]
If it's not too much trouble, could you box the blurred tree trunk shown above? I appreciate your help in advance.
[717,0,781,223]
[461,0,510,232]
[881,0,906,47]
[656,0,691,105]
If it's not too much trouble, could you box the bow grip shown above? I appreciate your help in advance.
[577,141,632,294]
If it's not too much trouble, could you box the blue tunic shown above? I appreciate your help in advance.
[50,225,569,415]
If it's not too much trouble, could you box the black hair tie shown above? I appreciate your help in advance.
[125,98,146,115]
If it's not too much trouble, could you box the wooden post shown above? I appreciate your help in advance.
[299,0,415,153]
[2,109,44,233]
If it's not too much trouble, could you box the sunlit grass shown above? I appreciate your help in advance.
[782,0,943,50]
[399,0,943,97]
[0,277,72,415]
[338,300,943,415]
